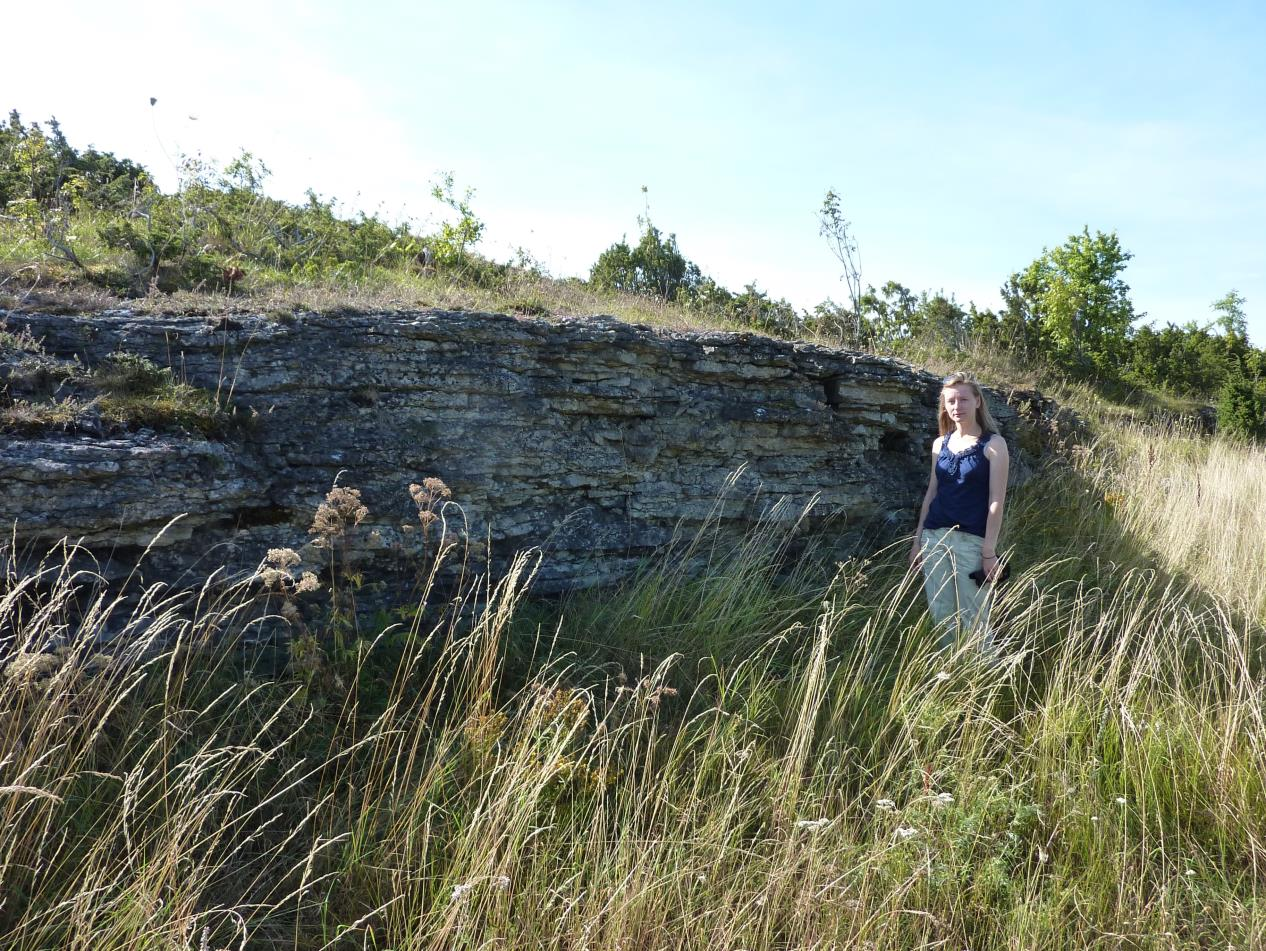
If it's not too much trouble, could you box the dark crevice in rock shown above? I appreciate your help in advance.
[822,376,842,409]
[879,430,910,454]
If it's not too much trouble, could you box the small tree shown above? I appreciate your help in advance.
[1005,227,1138,377]
[818,190,863,344]
[1212,289,1248,341]
[429,172,484,268]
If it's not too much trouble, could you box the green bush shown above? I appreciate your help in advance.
[1216,373,1266,441]
[590,220,702,301]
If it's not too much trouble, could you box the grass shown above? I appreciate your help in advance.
[0,217,746,335]
[0,328,235,437]
[6,209,1266,946]
[1,403,1265,949]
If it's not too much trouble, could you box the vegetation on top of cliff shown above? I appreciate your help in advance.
[3,108,1264,440]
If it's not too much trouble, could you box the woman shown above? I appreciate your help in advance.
[909,372,1010,651]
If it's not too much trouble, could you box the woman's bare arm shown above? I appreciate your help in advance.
[981,434,1010,576]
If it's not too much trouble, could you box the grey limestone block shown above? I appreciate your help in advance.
[1,308,1052,593]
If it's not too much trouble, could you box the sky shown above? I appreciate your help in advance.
[7,0,1266,344]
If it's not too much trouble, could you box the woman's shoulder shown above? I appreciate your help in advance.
[932,434,944,454]
[983,432,1009,458]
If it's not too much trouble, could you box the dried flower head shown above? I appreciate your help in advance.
[423,476,451,498]
[266,547,301,570]
[408,476,453,541]
[310,485,368,542]
[295,571,321,593]
[4,651,60,688]
[258,568,288,590]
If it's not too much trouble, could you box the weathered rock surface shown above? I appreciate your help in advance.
[1,308,1057,591]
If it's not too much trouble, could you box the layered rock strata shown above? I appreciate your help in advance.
[1,309,1053,591]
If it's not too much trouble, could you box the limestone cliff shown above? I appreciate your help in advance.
[0,309,1057,591]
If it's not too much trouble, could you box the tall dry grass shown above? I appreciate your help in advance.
[1088,425,1266,625]
[1,426,1264,949]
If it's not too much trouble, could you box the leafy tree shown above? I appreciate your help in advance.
[1126,321,1231,399]
[429,172,484,267]
[1005,227,1138,377]
[1,110,148,213]
[1212,289,1248,341]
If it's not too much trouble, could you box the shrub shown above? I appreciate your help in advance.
[590,220,702,301]
[1216,373,1266,441]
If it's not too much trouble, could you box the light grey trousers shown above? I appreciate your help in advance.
[920,526,995,652]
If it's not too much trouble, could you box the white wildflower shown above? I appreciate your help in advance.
[494,875,510,890]
[1185,869,1196,877]
[875,798,897,813]
[935,670,951,682]
[1038,847,1049,864]
[1091,815,1099,822]
[1115,796,1127,805]
[934,792,954,806]
[451,882,475,902]
[894,826,918,841]
[795,817,833,832]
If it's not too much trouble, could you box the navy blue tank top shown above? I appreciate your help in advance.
[924,432,993,538]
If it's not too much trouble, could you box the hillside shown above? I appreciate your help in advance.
[4,112,1266,950]
[1,296,1265,946]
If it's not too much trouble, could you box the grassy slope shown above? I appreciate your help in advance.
[0,219,744,335]
[1,266,1263,948]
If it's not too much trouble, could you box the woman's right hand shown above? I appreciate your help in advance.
[909,536,922,570]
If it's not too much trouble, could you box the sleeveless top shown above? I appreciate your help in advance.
[924,432,993,538]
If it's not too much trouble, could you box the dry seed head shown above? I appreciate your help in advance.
[310,485,368,540]
[259,567,288,590]
[4,651,60,688]
[266,547,301,570]
[422,476,451,498]
[295,571,321,593]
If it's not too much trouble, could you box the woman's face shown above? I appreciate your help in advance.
[942,384,979,426]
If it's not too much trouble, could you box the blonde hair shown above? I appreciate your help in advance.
[938,372,999,437]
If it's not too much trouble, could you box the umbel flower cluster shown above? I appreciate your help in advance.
[309,485,369,546]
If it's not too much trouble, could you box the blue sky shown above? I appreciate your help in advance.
[8,0,1266,343]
